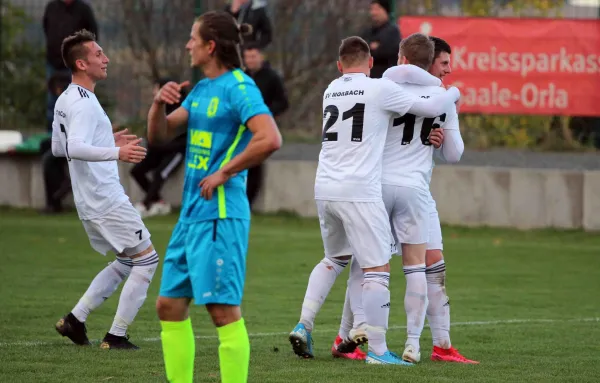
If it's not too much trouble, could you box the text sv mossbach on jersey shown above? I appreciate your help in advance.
[325,90,366,99]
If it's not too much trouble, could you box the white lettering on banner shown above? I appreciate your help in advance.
[453,47,600,78]
[453,81,569,110]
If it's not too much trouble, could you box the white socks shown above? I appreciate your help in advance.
[404,264,428,352]
[338,258,365,340]
[363,272,390,356]
[109,251,159,336]
[426,260,451,348]
[300,257,348,331]
[339,285,354,341]
[72,257,133,323]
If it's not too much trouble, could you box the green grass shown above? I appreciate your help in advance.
[0,211,599,382]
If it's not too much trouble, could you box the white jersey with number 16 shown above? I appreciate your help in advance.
[382,83,459,193]
[314,73,416,202]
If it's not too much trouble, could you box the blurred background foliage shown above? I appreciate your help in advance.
[1,0,597,151]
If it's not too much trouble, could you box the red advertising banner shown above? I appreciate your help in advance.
[399,17,600,116]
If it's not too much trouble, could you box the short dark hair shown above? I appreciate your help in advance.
[338,36,370,67]
[243,42,262,52]
[61,29,97,72]
[429,36,452,60]
[399,33,434,70]
[196,11,253,70]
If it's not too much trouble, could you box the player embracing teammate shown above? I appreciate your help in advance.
[289,35,462,365]
[290,33,478,365]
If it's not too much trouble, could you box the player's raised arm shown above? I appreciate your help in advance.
[147,81,190,144]
[379,78,460,118]
[383,64,441,86]
[408,86,460,117]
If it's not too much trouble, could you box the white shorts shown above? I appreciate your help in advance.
[426,192,443,251]
[81,202,151,256]
[382,185,430,246]
[316,200,393,269]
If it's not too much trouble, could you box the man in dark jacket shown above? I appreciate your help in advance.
[43,0,98,131]
[243,43,289,208]
[361,0,401,78]
[131,78,188,218]
[225,0,273,49]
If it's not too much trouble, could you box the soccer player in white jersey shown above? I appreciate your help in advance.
[384,36,478,364]
[333,35,478,364]
[288,36,461,365]
[52,30,159,350]
[379,33,462,364]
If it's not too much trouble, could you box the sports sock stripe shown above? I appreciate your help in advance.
[133,252,159,266]
[425,265,446,274]
[117,259,134,267]
[330,258,349,268]
[403,268,426,275]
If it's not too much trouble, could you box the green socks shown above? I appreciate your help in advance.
[217,318,250,383]
[160,317,250,383]
[160,318,195,383]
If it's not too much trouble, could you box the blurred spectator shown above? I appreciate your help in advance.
[131,79,188,218]
[225,0,273,49]
[243,43,289,208]
[40,72,72,214]
[361,0,401,78]
[43,0,98,131]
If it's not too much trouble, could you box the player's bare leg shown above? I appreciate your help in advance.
[332,258,367,360]
[426,250,478,364]
[290,255,351,358]
[100,244,159,350]
[401,243,428,363]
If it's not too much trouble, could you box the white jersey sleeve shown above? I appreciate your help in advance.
[377,78,460,119]
[64,99,120,162]
[407,87,460,117]
[434,109,464,163]
[51,119,65,157]
[382,65,459,117]
[383,64,442,87]
[378,78,417,117]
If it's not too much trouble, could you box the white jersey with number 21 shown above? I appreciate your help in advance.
[314,73,416,202]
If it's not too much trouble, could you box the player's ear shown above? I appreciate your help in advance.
[337,61,343,74]
[75,58,86,72]
[208,40,216,56]
[368,56,374,69]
